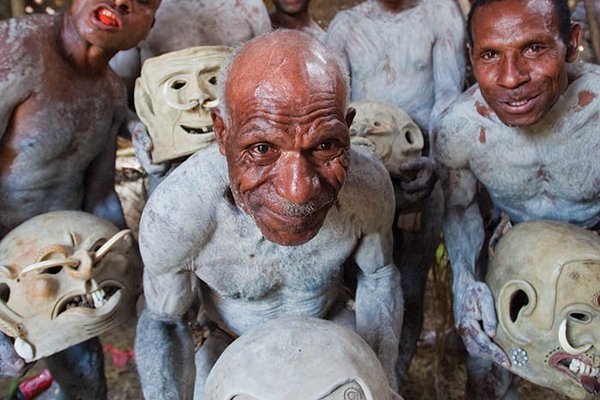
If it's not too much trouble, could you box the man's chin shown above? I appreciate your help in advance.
[255,218,324,246]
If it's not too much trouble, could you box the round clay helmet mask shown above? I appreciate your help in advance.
[349,99,424,179]
[203,317,394,400]
[487,220,600,399]
[135,45,233,163]
[0,211,142,362]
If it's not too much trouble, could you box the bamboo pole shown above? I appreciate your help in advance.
[584,0,600,63]
[10,0,25,16]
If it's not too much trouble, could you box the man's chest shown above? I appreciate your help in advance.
[195,210,359,300]
[469,127,600,203]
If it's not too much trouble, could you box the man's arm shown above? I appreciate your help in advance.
[350,152,403,390]
[323,13,352,77]
[429,0,466,133]
[434,120,510,367]
[135,180,198,399]
[242,0,272,36]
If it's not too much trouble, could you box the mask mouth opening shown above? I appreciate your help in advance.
[549,353,600,394]
[180,124,214,135]
[53,281,124,318]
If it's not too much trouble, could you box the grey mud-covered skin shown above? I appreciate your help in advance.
[434,62,600,398]
[0,0,159,397]
[135,145,403,399]
[325,0,465,386]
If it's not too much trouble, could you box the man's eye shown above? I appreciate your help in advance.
[525,44,544,55]
[480,51,497,60]
[317,141,335,151]
[252,144,271,155]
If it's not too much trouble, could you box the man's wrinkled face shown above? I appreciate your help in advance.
[70,0,160,51]
[274,0,311,15]
[218,68,351,246]
[469,0,578,127]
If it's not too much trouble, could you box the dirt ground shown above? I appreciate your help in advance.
[0,1,575,399]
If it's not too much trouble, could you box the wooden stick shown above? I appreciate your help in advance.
[584,0,600,63]
[10,0,25,17]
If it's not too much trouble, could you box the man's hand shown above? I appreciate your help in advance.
[128,119,170,177]
[455,277,510,368]
[398,157,438,205]
[0,333,26,378]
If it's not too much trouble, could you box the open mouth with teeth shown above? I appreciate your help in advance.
[94,6,121,28]
[54,282,123,318]
[550,353,600,395]
[180,125,214,135]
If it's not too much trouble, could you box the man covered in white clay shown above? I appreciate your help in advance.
[269,0,325,41]
[135,30,403,399]
[0,0,161,397]
[325,0,466,386]
[434,0,599,397]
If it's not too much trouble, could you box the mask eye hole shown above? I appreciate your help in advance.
[373,120,381,127]
[569,312,591,323]
[0,283,10,302]
[40,266,63,275]
[209,76,217,85]
[91,239,107,253]
[170,80,187,90]
[405,130,415,144]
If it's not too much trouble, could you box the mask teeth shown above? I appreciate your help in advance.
[569,359,600,378]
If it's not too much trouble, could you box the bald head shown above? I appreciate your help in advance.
[211,29,354,246]
[216,29,349,126]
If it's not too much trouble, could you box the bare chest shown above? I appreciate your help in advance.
[195,207,358,301]
[469,125,600,205]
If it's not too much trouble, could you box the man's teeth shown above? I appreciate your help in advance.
[508,99,528,107]
[569,359,600,377]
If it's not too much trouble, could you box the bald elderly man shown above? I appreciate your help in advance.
[434,0,599,397]
[135,30,403,399]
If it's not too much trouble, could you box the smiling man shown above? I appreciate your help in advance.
[433,0,600,398]
[135,30,403,399]
[0,0,160,397]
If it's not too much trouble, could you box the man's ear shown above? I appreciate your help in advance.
[566,23,582,62]
[467,43,474,66]
[211,108,227,156]
[345,107,356,128]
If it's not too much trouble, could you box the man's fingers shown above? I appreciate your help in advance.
[481,297,498,338]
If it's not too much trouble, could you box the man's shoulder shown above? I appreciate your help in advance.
[0,15,52,61]
[329,1,370,26]
[569,62,600,96]
[144,145,227,213]
[342,147,394,207]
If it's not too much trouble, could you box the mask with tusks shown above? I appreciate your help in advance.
[203,317,397,400]
[349,99,423,180]
[0,211,142,362]
[487,220,600,399]
[135,45,233,163]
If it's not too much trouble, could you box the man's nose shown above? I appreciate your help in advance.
[497,54,530,89]
[275,152,321,204]
[114,0,131,13]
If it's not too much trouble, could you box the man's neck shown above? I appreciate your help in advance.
[270,11,313,30]
[59,11,114,74]
[375,0,421,14]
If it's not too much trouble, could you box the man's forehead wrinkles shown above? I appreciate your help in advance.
[237,105,344,128]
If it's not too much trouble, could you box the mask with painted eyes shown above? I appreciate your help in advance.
[349,100,423,180]
[135,45,233,163]
[203,317,398,400]
[487,220,600,399]
[0,211,142,362]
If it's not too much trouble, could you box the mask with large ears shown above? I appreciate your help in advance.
[0,211,142,362]
[349,100,423,180]
[203,317,395,400]
[487,220,600,399]
[135,46,233,163]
